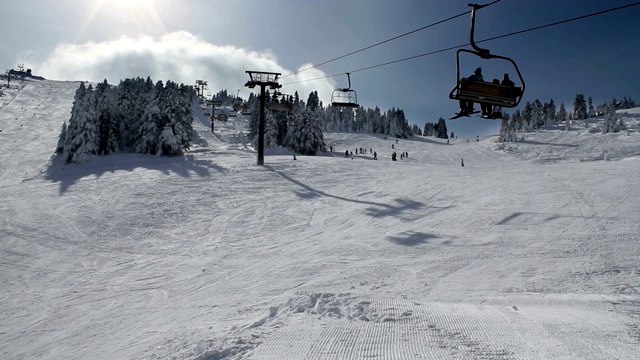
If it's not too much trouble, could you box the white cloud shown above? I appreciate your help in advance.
[37,31,336,104]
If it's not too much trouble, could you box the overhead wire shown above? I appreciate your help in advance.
[280,1,640,86]
[279,1,504,79]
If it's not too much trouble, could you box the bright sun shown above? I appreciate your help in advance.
[101,0,156,12]
[80,0,165,37]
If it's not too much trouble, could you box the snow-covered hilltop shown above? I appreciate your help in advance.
[1,79,639,359]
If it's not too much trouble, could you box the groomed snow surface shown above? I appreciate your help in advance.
[1,79,639,359]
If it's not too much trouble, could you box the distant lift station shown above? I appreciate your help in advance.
[331,73,359,108]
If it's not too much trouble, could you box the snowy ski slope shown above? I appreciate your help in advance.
[1,79,639,359]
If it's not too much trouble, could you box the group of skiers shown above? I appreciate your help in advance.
[333,137,416,162]
[344,148,377,160]
[391,151,409,161]
[325,136,475,166]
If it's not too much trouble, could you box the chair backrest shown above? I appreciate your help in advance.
[458,80,522,107]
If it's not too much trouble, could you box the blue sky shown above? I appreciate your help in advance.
[2,0,639,137]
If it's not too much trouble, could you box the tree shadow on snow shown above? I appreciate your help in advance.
[364,198,450,221]
[386,231,439,246]
[408,136,452,146]
[497,211,613,225]
[267,165,452,220]
[518,140,578,147]
[45,153,227,195]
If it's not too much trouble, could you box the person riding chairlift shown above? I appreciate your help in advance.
[459,67,484,114]
[490,74,516,119]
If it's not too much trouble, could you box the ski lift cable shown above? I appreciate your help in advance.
[279,0,503,79]
[280,1,640,86]
[474,1,640,44]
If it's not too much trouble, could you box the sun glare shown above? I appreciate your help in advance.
[79,0,165,39]
[105,0,155,12]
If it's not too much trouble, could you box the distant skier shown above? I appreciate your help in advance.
[373,151,377,160]
[392,152,397,161]
[345,150,349,158]
[461,158,465,167]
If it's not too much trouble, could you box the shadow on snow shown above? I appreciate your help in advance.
[496,211,613,225]
[44,153,227,195]
[267,165,453,221]
[386,231,440,246]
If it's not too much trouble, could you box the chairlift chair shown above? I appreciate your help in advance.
[233,101,246,113]
[331,73,359,108]
[269,91,293,112]
[449,3,525,112]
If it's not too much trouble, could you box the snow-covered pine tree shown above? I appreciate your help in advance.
[301,91,326,154]
[60,82,87,156]
[436,117,448,139]
[498,116,509,142]
[248,96,261,141]
[498,113,517,142]
[176,82,195,150]
[128,77,155,148]
[621,97,631,109]
[116,78,137,149]
[558,102,569,131]
[355,106,367,133]
[385,108,396,136]
[158,124,181,155]
[172,81,193,152]
[94,79,120,155]
[423,122,436,137]
[56,122,66,154]
[511,110,522,132]
[322,106,338,132]
[394,109,413,138]
[521,102,533,132]
[588,97,594,118]
[573,94,588,120]
[545,99,557,127]
[151,80,194,156]
[370,106,384,134]
[275,109,289,146]
[602,99,624,134]
[306,90,320,111]
[135,80,164,155]
[157,81,181,155]
[63,84,99,163]
[284,102,302,151]
[531,99,544,129]
[264,111,279,148]
[285,93,326,155]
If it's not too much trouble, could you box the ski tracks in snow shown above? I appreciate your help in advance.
[185,292,638,359]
